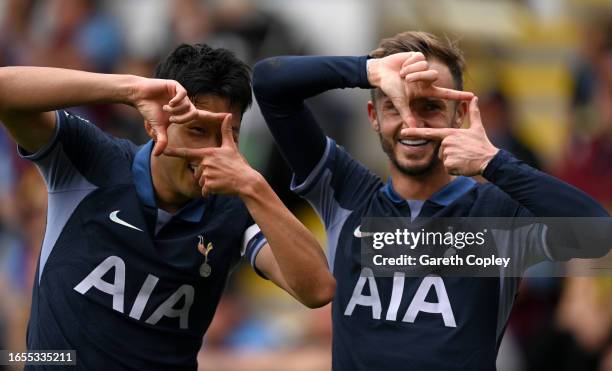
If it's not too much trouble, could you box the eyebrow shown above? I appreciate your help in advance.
[413,98,446,106]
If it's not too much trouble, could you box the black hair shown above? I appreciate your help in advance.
[155,44,252,115]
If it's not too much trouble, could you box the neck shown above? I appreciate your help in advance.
[389,162,453,201]
[150,155,189,214]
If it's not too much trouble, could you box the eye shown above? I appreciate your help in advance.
[383,103,399,115]
[424,102,442,111]
[189,127,206,135]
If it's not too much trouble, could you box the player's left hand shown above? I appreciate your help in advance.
[163,114,260,197]
[400,97,500,176]
[130,78,199,156]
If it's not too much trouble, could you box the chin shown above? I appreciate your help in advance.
[394,155,439,176]
[189,186,204,199]
[178,182,201,200]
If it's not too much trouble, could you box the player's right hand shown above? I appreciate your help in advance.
[367,52,420,126]
[130,78,198,156]
[398,54,473,102]
[400,96,499,176]
[163,113,260,198]
[368,52,473,125]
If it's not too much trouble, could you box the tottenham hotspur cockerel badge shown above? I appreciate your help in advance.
[197,235,214,277]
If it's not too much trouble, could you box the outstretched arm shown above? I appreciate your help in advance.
[0,66,196,155]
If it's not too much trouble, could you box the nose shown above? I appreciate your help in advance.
[401,110,420,129]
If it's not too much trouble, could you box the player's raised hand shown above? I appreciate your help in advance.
[400,97,499,176]
[368,52,473,125]
[368,52,426,126]
[399,57,474,102]
[130,77,198,156]
[163,114,259,197]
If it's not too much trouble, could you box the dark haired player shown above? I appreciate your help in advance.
[0,44,335,370]
[251,32,609,370]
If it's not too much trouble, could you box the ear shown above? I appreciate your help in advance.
[453,101,469,129]
[367,101,380,132]
[143,120,156,140]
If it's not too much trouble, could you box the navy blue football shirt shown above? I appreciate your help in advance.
[19,110,267,371]
[253,55,608,371]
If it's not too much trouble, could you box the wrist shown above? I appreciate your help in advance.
[479,147,500,175]
[237,170,266,200]
[366,59,381,87]
[122,75,146,106]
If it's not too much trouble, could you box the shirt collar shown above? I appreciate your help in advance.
[383,176,476,206]
[132,140,206,222]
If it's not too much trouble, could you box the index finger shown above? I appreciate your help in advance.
[170,110,228,125]
[163,147,213,161]
[431,87,474,101]
[400,127,458,141]
[197,110,229,124]
[169,82,188,106]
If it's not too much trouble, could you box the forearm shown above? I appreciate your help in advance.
[253,56,369,182]
[483,150,608,217]
[253,55,370,106]
[239,172,335,307]
[0,67,139,114]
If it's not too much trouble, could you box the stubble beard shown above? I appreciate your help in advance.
[378,109,458,176]
[378,133,442,176]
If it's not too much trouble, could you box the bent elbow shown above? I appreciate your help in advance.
[252,58,284,100]
[303,277,336,309]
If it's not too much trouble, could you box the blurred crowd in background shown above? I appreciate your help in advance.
[0,0,611,370]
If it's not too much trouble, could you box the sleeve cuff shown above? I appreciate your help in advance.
[290,137,334,196]
[243,228,269,279]
[482,149,513,181]
[17,110,62,161]
[358,55,373,89]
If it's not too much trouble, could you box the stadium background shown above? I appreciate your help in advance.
[0,0,610,370]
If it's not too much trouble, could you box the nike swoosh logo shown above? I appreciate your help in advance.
[354,225,373,238]
[109,210,143,232]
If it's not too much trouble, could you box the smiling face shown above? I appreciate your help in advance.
[151,94,242,208]
[368,59,467,176]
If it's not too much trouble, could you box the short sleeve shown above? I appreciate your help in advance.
[18,110,136,191]
[242,224,268,279]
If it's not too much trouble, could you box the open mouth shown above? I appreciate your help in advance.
[398,139,429,147]
[188,163,198,173]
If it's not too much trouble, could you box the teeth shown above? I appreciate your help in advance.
[188,164,197,172]
[400,139,428,146]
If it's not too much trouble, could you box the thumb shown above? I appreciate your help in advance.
[468,97,483,131]
[390,98,416,129]
[221,114,237,149]
[151,125,168,156]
